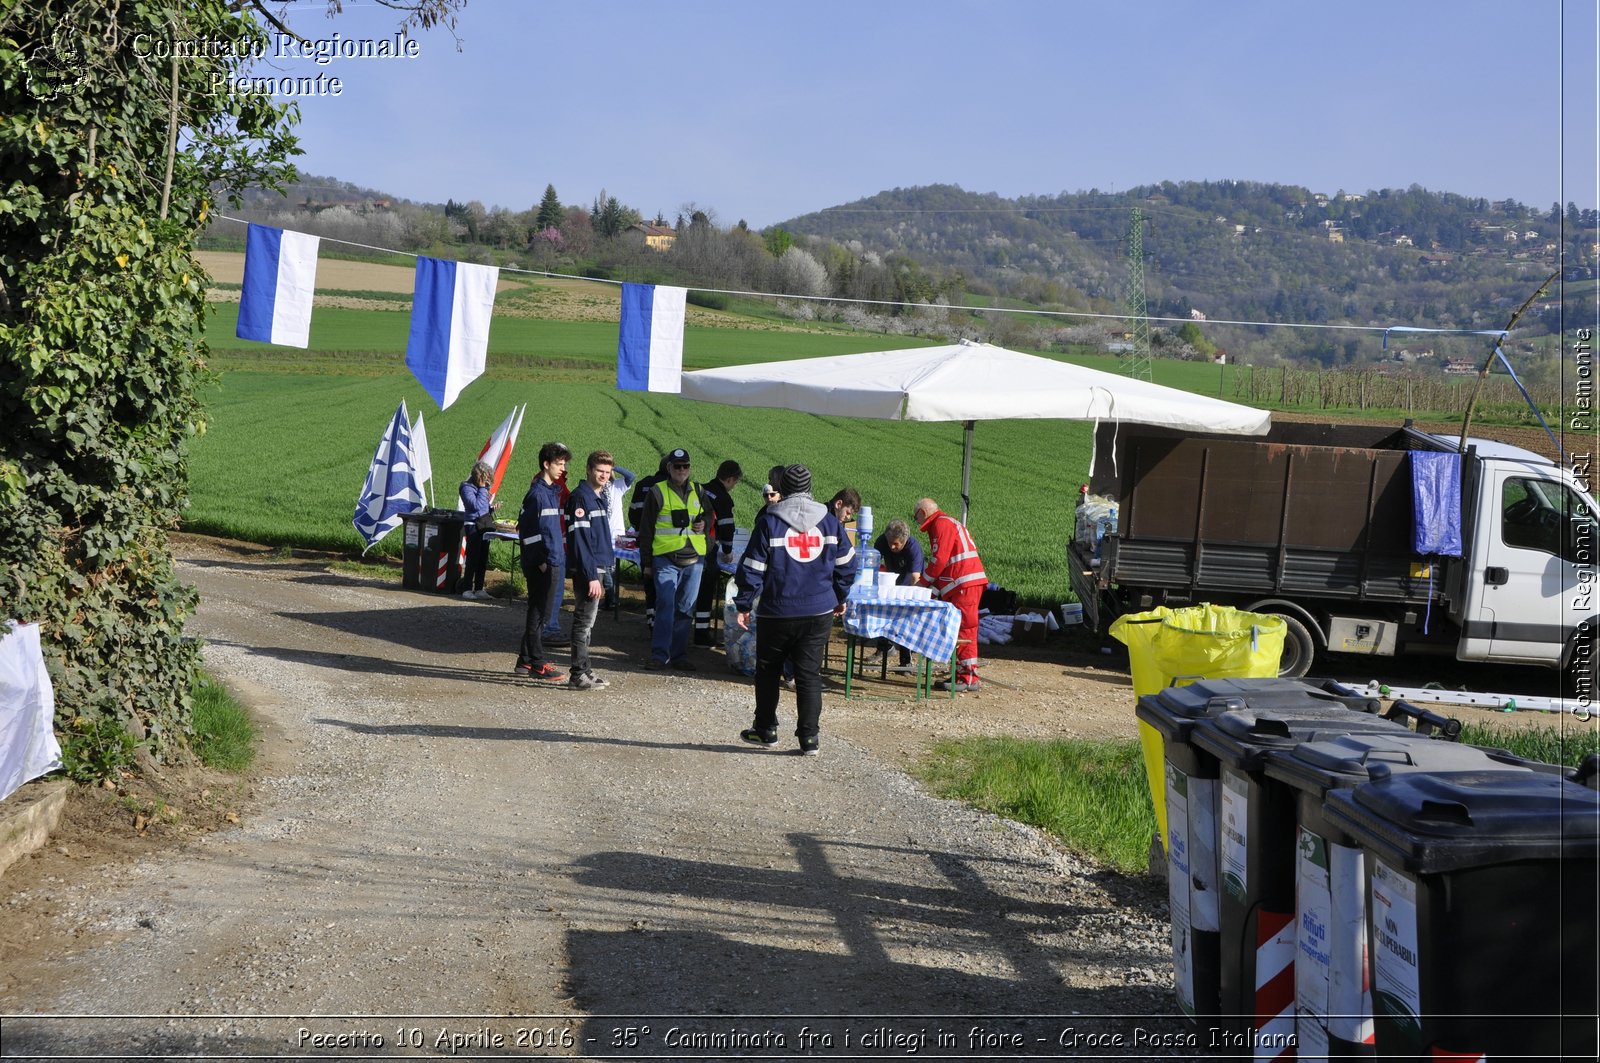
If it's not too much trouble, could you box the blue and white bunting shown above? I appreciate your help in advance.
[616,282,686,392]
[237,224,320,348]
[405,257,499,410]
[353,401,424,552]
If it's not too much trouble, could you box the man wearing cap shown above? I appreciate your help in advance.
[733,463,855,757]
[638,448,712,670]
[914,497,987,693]
[693,459,743,646]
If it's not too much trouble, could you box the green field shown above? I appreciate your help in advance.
[186,297,1545,605]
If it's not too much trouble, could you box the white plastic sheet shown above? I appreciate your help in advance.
[0,622,62,802]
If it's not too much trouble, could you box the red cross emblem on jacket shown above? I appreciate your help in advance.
[785,529,822,561]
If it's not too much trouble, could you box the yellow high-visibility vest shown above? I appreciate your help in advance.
[652,484,706,556]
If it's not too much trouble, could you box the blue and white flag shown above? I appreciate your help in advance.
[237,224,320,347]
[405,257,499,410]
[353,401,424,552]
[617,282,686,392]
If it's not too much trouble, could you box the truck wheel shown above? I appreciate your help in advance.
[1270,613,1317,679]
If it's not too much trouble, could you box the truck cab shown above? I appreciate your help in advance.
[1451,437,1598,669]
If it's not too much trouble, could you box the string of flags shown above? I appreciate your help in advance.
[235,222,687,407]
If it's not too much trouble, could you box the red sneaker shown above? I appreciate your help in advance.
[525,663,566,683]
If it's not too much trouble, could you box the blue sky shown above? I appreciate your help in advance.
[257,0,1598,227]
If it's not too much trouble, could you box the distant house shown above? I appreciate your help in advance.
[1442,359,1477,375]
[1312,193,1330,207]
[626,223,677,251]
[1393,234,1413,246]
[1327,229,1344,243]
[1189,308,1207,321]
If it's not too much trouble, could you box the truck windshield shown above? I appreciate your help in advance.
[1501,477,1598,565]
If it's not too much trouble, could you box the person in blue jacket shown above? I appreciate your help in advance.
[513,441,570,683]
[870,518,925,671]
[458,460,497,599]
[733,463,854,757]
[564,449,616,691]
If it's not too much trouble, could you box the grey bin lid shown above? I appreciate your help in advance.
[1192,706,1408,771]
[1325,771,1600,873]
[1134,677,1378,736]
[1264,732,1520,797]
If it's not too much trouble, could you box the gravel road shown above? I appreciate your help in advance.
[1,539,1180,1061]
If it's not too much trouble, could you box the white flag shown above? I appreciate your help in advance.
[412,412,435,509]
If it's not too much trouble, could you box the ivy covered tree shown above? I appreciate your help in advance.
[0,0,304,771]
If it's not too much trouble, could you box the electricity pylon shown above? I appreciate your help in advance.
[1119,206,1154,382]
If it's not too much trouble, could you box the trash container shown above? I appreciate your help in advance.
[403,509,466,594]
[400,510,430,589]
[1262,732,1536,1059]
[1324,768,1600,1061]
[1134,678,1382,1030]
[1111,605,1289,846]
[1190,704,1429,1048]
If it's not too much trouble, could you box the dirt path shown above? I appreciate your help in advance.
[1,539,1179,1059]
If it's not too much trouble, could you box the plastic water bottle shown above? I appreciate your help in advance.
[856,505,874,568]
[856,547,881,585]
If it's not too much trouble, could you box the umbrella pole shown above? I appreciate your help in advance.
[960,420,974,523]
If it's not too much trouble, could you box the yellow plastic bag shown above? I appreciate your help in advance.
[1109,604,1288,845]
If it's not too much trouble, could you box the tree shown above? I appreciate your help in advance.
[534,184,562,231]
[1,0,298,770]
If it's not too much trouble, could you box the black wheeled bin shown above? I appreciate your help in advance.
[1324,768,1600,1062]
[401,509,466,593]
[1133,678,1383,1031]
[1262,733,1539,1059]
[1190,704,1434,1050]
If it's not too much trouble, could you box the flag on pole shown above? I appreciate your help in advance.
[616,282,686,393]
[412,412,435,509]
[477,404,525,501]
[353,401,424,552]
[237,224,320,348]
[405,257,499,409]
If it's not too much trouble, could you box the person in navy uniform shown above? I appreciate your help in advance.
[693,459,743,645]
[513,442,570,683]
[628,453,673,622]
[564,450,616,690]
[733,463,854,757]
[869,518,925,672]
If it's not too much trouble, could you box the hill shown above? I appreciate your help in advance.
[781,181,1594,366]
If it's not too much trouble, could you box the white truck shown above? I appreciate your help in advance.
[1068,421,1598,688]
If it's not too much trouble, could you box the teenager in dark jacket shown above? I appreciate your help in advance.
[513,442,570,683]
[733,463,854,757]
[628,453,673,620]
[693,459,742,645]
[564,450,616,690]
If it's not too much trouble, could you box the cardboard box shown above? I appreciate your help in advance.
[1011,614,1050,646]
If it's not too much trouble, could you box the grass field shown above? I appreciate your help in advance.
[187,275,1564,605]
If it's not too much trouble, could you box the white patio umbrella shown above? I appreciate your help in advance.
[679,340,1271,520]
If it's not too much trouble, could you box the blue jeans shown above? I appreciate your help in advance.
[649,560,703,664]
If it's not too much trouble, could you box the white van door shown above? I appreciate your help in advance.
[1459,465,1597,664]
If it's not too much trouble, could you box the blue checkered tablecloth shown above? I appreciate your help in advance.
[843,583,960,663]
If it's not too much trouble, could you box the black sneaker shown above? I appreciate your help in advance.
[740,727,779,746]
[544,634,572,648]
[582,670,608,689]
[644,658,668,671]
[670,658,698,672]
[798,735,820,757]
[934,678,980,693]
[568,672,596,691]
[513,662,533,677]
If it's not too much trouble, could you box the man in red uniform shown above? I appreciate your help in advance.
[914,497,986,692]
